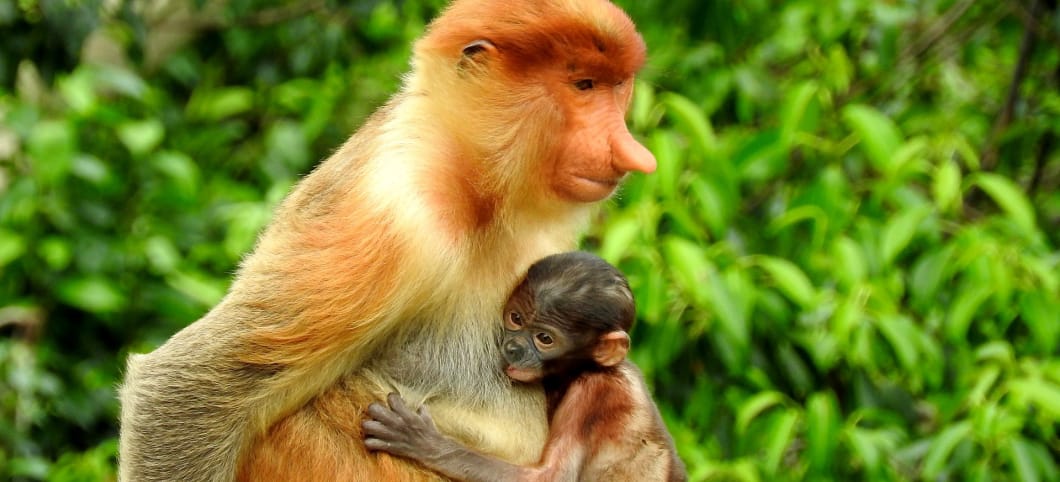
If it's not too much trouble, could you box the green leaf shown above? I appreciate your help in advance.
[71,154,113,186]
[1007,438,1041,482]
[969,173,1037,234]
[37,237,72,270]
[598,214,640,264]
[874,314,920,371]
[57,68,98,114]
[779,81,817,145]
[222,203,273,260]
[1020,291,1060,355]
[756,256,816,308]
[0,229,27,268]
[922,420,973,479]
[846,427,881,472]
[946,283,991,341]
[909,245,955,308]
[663,238,748,349]
[166,271,227,307]
[187,87,255,121]
[736,391,786,434]
[661,92,717,157]
[763,409,800,475]
[832,236,867,288]
[689,178,731,238]
[144,236,180,274]
[967,366,1001,407]
[777,342,814,394]
[265,120,310,172]
[152,151,201,197]
[649,130,681,201]
[662,237,712,309]
[806,391,841,473]
[933,159,961,213]
[57,277,128,313]
[831,294,863,350]
[117,119,165,156]
[768,205,827,247]
[880,206,930,265]
[974,341,1014,366]
[706,274,750,350]
[842,104,904,174]
[733,129,786,182]
[630,79,656,132]
[27,120,76,184]
[1008,380,1060,420]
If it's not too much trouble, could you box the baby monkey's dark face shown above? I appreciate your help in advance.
[499,279,603,383]
[499,251,636,383]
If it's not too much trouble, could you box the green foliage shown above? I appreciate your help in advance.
[2,0,1058,480]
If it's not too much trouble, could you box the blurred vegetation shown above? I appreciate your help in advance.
[1,0,1058,480]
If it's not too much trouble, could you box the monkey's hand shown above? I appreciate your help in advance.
[364,393,527,482]
[363,393,456,464]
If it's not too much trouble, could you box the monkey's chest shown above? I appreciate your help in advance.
[361,315,509,399]
[358,316,550,465]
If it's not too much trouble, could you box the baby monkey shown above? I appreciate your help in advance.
[363,251,686,481]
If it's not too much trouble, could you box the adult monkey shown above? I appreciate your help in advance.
[118,0,655,480]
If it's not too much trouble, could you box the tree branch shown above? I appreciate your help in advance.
[981,0,1039,171]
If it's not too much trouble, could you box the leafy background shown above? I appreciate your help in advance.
[1,0,1058,480]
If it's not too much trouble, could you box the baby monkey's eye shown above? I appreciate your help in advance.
[573,79,594,91]
[509,311,523,326]
[535,332,554,345]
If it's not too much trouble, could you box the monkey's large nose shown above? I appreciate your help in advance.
[611,128,657,174]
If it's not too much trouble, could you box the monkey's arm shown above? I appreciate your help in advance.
[363,393,583,482]
[120,172,443,481]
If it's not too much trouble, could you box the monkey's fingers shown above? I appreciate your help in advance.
[386,392,414,416]
[362,419,404,443]
[364,435,413,458]
[386,392,428,425]
[363,436,390,452]
[416,404,432,420]
[365,401,404,427]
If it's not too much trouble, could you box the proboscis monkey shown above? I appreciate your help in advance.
[365,252,687,481]
[117,1,655,480]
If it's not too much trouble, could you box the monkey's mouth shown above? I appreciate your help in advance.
[577,175,620,189]
[567,175,622,202]
[505,365,543,383]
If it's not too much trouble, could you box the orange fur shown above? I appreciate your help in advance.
[238,378,443,481]
[118,2,653,481]
[232,2,655,478]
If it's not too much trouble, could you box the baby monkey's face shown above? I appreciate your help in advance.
[498,279,601,383]
[500,281,560,383]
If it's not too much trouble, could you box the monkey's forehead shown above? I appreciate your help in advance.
[417,0,646,79]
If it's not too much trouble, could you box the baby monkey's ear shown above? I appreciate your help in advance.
[592,331,630,367]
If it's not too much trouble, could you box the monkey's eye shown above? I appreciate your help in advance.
[573,79,594,91]
[535,332,554,346]
[508,311,523,327]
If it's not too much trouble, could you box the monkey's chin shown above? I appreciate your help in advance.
[505,366,543,383]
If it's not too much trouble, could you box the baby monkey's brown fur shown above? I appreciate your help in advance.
[364,252,687,482]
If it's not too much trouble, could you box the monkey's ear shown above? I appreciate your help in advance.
[457,40,496,73]
[461,39,497,57]
[593,331,630,367]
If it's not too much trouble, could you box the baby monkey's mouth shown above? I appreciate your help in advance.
[505,365,542,383]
